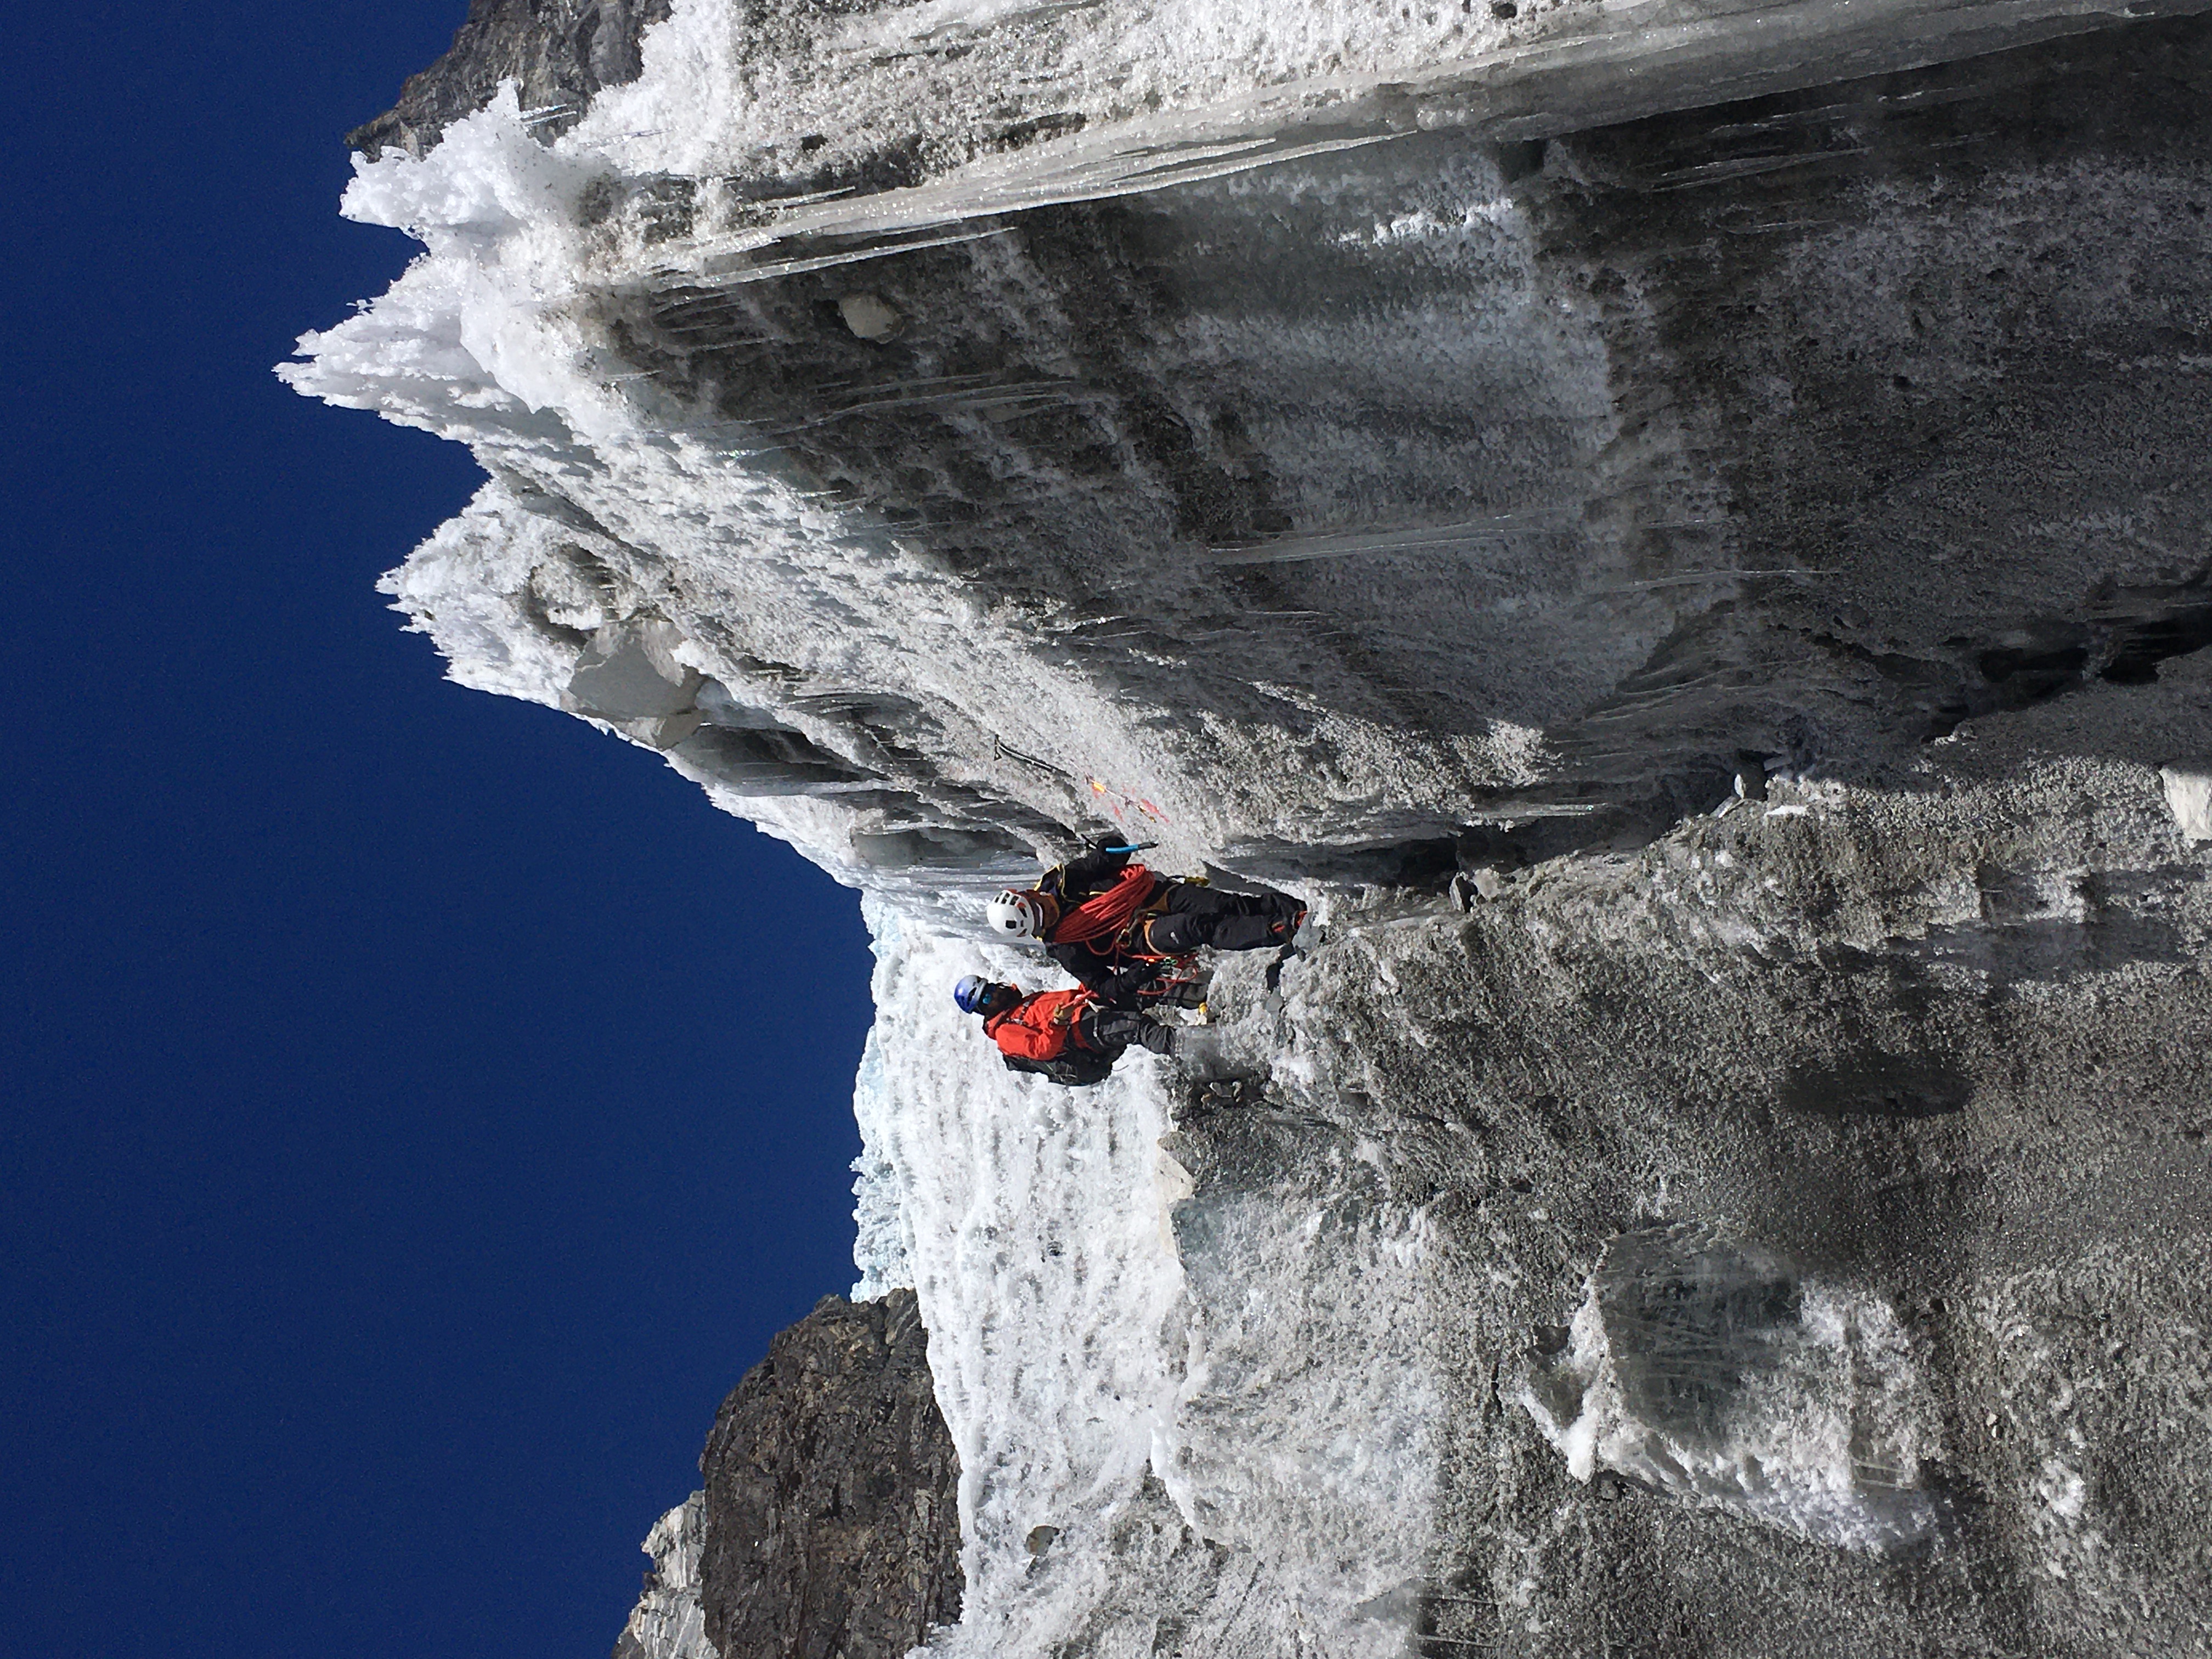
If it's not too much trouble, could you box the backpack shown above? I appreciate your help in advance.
[985,988,1114,1086]
[1001,1049,1116,1087]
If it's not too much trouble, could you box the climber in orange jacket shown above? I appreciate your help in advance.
[983,837,1306,1006]
[954,975,1180,1087]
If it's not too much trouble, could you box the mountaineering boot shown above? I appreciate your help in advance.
[1151,978,1210,1009]
[1193,1075,1267,1111]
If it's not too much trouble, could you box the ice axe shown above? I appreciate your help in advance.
[1102,840,1158,854]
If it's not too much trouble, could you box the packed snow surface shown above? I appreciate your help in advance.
[853,904,1446,1652]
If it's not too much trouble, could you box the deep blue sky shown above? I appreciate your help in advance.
[2,6,875,1656]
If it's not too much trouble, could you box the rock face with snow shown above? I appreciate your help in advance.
[347,0,671,157]
[695,1289,962,1659]
[614,1492,716,1659]
[612,1289,962,1659]
[304,3,2212,1655]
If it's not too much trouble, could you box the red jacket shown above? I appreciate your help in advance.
[1043,862,1162,946]
[982,988,1096,1063]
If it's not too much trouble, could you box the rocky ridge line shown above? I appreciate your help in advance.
[616,1289,963,1659]
[347,0,671,157]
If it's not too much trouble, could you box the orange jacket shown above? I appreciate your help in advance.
[982,988,1096,1063]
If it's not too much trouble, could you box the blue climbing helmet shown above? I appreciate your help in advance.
[954,974,1001,1015]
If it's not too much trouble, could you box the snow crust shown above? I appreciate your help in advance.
[563,0,2158,266]
[573,0,1506,184]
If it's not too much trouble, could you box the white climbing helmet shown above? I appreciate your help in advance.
[986,889,1048,941]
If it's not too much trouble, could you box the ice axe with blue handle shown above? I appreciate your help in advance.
[1102,842,1157,854]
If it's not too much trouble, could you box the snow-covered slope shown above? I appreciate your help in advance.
[851,907,1451,1654]
[299,3,2212,1654]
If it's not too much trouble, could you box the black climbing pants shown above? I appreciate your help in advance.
[1138,882,1302,956]
[1082,1008,1178,1057]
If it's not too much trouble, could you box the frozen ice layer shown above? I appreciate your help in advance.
[2163,766,2212,844]
[847,906,1444,1656]
[1521,1224,1940,1551]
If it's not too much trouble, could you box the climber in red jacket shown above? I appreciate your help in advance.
[954,975,1180,1087]
[983,837,1306,1006]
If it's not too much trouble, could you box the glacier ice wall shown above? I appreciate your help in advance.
[300,2,2212,1654]
[294,0,2212,885]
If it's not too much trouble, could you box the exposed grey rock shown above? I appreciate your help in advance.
[347,0,673,157]
[613,1493,716,1659]
[836,294,904,343]
[692,1290,962,1659]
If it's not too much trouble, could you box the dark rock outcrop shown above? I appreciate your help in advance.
[347,0,672,156]
[696,1289,962,1659]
